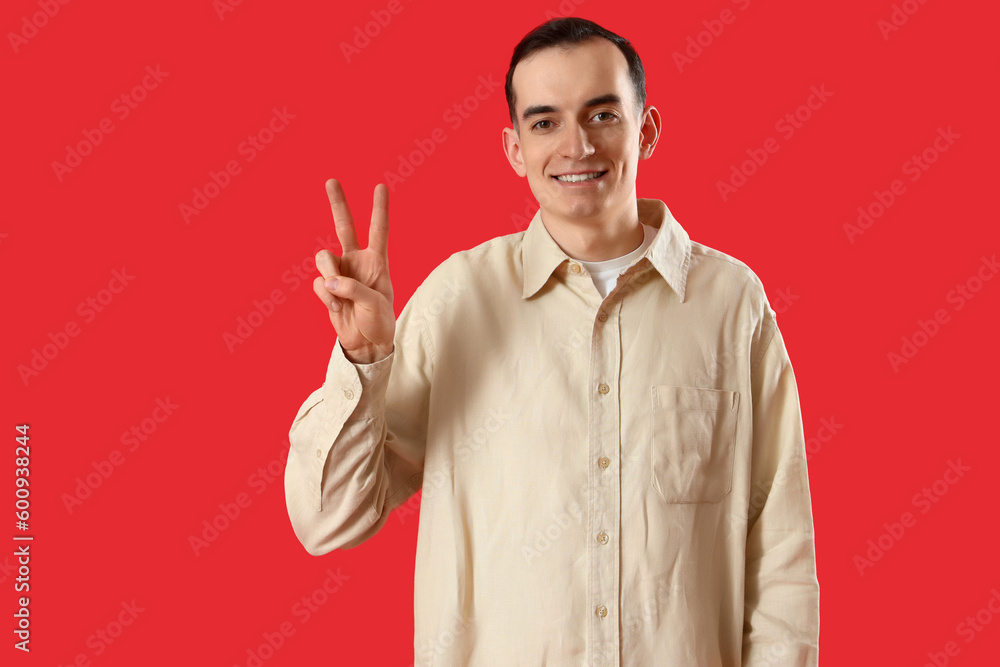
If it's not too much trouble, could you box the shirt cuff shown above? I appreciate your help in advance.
[321,338,394,422]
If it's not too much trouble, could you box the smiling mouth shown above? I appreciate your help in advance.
[553,171,608,183]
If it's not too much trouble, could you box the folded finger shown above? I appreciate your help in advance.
[313,276,342,312]
[315,249,341,280]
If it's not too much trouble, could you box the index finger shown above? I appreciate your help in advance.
[326,178,360,253]
[367,183,389,256]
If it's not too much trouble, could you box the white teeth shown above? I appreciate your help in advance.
[555,171,604,182]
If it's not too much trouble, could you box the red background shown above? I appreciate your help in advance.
[4,0,1000,665]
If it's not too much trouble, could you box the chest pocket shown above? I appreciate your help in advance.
[650,386,739,504]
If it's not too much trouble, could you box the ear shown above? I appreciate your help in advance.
[502,125,527,177]
[637,105,662,160]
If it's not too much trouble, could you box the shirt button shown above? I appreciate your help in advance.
[343,389,354,399]
[598,311,608,322]
[597,532,609,545]
[596,605,608,618]
[570,263,581,274]
[598,456,610,469]
[598,383,610,394]
[315,449,323,459]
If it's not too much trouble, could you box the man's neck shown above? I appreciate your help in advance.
[539,200,645,262]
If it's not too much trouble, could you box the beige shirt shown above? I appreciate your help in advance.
[284,199,820,666]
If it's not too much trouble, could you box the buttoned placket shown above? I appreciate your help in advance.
[566,259,625,667]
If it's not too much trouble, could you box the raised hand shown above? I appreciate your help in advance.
[312,179,395,365]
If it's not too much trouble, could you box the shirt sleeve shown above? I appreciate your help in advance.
[283,292,434,556]
[742,308,820,665]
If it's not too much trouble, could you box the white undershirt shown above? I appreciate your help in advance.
[574,223,657,299]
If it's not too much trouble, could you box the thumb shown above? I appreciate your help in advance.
[325,275,384,311]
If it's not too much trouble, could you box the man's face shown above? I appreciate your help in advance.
[502,38,659,226]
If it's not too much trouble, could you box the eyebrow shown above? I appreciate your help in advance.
[520,93,624,122]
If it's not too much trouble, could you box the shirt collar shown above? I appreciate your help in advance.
[521,198,691,302]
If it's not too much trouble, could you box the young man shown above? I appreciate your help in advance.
[284,17,819,666]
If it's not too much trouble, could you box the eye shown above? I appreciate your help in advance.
[592,111,617,122]
[532,119,553,131]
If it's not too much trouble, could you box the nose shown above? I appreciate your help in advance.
[558,121,595,160]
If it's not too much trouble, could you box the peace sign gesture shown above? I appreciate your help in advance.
[313,179,395,365]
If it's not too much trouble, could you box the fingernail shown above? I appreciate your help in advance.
[326,278,339,290]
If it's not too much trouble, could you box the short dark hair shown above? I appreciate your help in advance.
[504,17,646,130]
